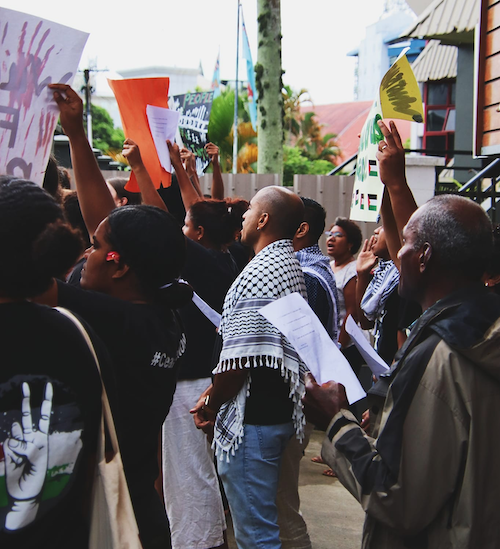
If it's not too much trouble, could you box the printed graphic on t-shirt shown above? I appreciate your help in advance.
[0,375,84,531]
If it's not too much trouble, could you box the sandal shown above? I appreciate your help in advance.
[311,455,325,464]
[322,468,337,478]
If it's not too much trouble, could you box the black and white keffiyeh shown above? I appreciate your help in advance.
[296,244,339,342]
[213,239,308,461]
[361,259,399,321]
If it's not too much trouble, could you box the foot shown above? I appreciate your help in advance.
[311,455,325,464]
[322,468,337,478]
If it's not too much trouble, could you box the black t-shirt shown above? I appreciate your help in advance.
[0,302,102,549]
[177,239,239,380]
[56,281,183,492]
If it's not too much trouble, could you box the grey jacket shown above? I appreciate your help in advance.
[322,285,500,549]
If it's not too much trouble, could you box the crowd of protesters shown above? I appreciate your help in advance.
[1,82,500,549]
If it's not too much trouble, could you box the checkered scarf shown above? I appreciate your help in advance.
[361,259,399,321]
[212,239,308,461]
[296,244,339,342]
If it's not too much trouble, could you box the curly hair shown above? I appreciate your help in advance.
[0,176,83,298]
[333,217,363,255]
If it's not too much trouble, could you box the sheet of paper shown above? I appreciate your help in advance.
[192,292,221,328]
[259,293,365,404]
[146,105,180,173]
[345,315,389,376]
[0,8,88,185]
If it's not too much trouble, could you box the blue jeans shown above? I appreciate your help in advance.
[218,422,295,549]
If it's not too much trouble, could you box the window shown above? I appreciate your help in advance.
[423,80,456,162]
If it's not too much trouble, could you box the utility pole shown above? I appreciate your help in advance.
[83,69,93,146]
[232,1,241,174]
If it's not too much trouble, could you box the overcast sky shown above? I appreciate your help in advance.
[1,0,388,105]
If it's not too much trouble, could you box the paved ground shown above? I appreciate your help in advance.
[227,429,365,548]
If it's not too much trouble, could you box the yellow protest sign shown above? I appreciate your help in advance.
[379,52,424,123]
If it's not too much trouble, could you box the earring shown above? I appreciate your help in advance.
[256,226,261,231]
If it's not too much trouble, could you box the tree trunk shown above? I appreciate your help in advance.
[256,0,283,178]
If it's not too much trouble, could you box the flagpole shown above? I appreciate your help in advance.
[232,0,241,174]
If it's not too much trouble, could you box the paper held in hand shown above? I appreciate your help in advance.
[345,315,389,376]
[259,292,365,404]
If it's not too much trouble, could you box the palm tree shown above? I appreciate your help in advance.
[296,112,340,164]
[282,85,312,145]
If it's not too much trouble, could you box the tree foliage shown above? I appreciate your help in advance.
[89,104,125,152]
[283,146,334,186]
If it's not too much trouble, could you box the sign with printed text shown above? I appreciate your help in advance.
[0,8,88,185]
[350,51,424,222]
[170,91,214,175]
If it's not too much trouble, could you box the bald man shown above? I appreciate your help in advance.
[303,122,500,549]
[192,186,308,549]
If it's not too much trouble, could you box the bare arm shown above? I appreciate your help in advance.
[122,138,167,212]
[339,276,358,349]
[380,188,401,270]
[49,84,115,237]
[168,141,200,211]
[377,120,417,239]
[355,238,377,330]
[180,148,203,198]
[206,142,224,199]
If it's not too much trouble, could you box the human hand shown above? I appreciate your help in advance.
[167,140,182,168]
[4,382,53,530]
[49,84,85,139]
[122,138,144,170]
[356,237,378,275]
[360,409,370,433]
[180,148,197,176]
[376,120,406,188]
[302,373,348,431]
[205,142,219,164]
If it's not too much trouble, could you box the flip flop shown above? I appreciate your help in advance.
[311,455,325,464]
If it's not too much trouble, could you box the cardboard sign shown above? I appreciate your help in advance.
[0,8,88,185]
[170,91,214,175]
[350,52,424,222]
[380,51,424,123]
[108,77,171,192]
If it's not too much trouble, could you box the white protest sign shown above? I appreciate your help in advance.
[146,105,180,173]
[0,8,88,185]
[259,293,365,404]
[345,315,389,376]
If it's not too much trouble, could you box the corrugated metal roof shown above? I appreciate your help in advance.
[412,40,458,81]
[401,0,479,44]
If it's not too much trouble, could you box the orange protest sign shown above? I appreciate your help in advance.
[108,77,171,192]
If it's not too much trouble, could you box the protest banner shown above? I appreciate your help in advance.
[350,52,424,222]
[108,77,171,192]
[170,91,214,175]
[0,8,88,185]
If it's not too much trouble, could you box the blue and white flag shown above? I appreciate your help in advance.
[241,12,257,130]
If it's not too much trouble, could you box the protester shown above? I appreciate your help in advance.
[276,196,340,549]
[356,226,420,365]
[303,120,500,549]
[0,176,103,548]
[43,83,190,549]
[192,185,307,549]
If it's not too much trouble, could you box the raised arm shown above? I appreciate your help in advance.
[49,84,115,237]
[377,121,417,241]
[355,237,377,330]
[180,148,203,198]
[168,140,200,211]
[122,138,167,212]
[205,142,224,199]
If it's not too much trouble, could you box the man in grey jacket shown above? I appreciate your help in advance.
[303,121,500,549]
